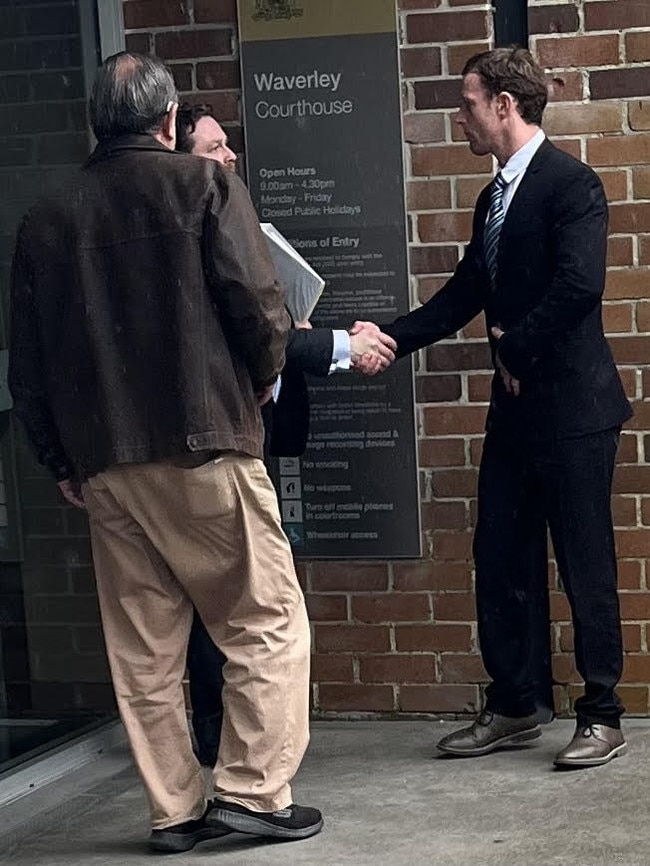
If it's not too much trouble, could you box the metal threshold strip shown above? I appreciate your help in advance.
[0,719,126,810]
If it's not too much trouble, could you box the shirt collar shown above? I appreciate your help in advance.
[500,128,546,185]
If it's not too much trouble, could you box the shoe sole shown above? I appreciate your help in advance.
[149,827,231,853]
[207,808,324,840]
[553,742,627,768]
[437,726,542,757]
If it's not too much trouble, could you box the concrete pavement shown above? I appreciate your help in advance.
[1,719,649,865]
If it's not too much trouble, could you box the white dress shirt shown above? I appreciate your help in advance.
[498,128,546,214]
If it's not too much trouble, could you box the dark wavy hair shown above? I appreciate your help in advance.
[462,47,548,125]
[175,103,214,153]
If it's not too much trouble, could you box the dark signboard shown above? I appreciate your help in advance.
[238,0,420,558]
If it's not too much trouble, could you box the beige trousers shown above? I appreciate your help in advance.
[83,452,311,829]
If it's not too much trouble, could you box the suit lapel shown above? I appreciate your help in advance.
[500,138,554,235]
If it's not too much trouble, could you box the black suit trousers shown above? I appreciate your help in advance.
[474,426,624,727]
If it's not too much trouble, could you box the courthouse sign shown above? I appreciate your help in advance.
[238,0,421,558]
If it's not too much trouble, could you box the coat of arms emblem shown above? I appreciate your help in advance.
[253,0,304,21]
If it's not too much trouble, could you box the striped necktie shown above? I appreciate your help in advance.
[484,172,507,285]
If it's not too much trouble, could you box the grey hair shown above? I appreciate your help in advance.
[89,52,178,141]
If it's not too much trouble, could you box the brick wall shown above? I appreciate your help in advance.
[123,0,650,718]
[0,0,113,717]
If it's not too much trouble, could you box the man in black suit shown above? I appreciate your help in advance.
[357,47,632,768]
[176,104,397,764]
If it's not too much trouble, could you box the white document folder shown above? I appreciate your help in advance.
[260,223,325,323]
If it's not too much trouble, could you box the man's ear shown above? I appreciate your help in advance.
[496,91,516,118]
[162,101,179,149]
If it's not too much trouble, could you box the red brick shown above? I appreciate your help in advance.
[400,46,442,78]
[440,653,488,683]
[125,32,151,53]
[418,438,466,468]
[360,655,437,684]
[421,500,468,532]
[468,373,492,402]
[544,103,622,136]
[414,79,463,111]
[463,314,487,339]
[310,654,354,683]
[632,168,650,199]
[314,625,390,654]
[398,0,442,8]
[404,112,446,144]
[196,60,240,91]
[395,623,473,652]
[615,529,650,557]
[431,468,478,498]
[193,0,237,23]
[546,71,584,102]
[412,145,491,176]
[552,654,579,683]
[399,684,479,713]
[407,179,452,211]
[410,245,459,275]
[623,624,643,653]
[552,139,582,160]
[456,175,491,208]
[405,11,489,44]
[427,341,492,372]
[626,33,650,63]
[588,135,650,167]
[419,211,473,243]
[424,406,488,436]
[319,684,394,712]
[606,239,634,269]
[393,561,473,592]
[550,591,571,620]
[352,594,431,624]
[433,590,476,620]
[612,495,638,528]
[529,4,579,35]
[598,170,629,202]
[618,434,639,463]
[310,562,389,592]
[169,63,193,92]
[418,276,450,302]
[619,593,650,619]
[622,654,650,683]
[155,29,232,60]
[416,374,462,403]
[629,101,650,133]
[603,302,634,334]
[610,336,650,365]
[305,594,347,622]
[469,437,485,466]
[585,0,650,31]
[447,42,491,76]
[605,269,650,300]
[179,91,239,122]
[536,34,620,69]
[123,0,188,28]
[591,68,650,102]
[640,301,650,331]
[643,498,650,525]
[614,465,650,495]
[624,401,650,431]
[616,685,650,714]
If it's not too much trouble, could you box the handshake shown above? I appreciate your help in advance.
[348,320,397,376]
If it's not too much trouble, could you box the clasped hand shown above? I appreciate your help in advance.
[348,321,397,375]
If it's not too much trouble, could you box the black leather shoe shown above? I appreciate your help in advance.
[149,803,231,853]
[437,710,542,757]
[554,723,627,768]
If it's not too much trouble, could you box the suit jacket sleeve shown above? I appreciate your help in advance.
[203,166,290,391]
[285,328,334,377]
[383,199,489,357]
[497,170,608,380]
[8,224,73,481]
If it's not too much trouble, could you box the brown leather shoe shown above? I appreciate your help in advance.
[437,710,541,757]
[554,724,627,768]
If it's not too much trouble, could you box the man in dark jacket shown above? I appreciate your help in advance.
[355,48,632,768]
[175,104,397,765]
[9,52,323,851]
